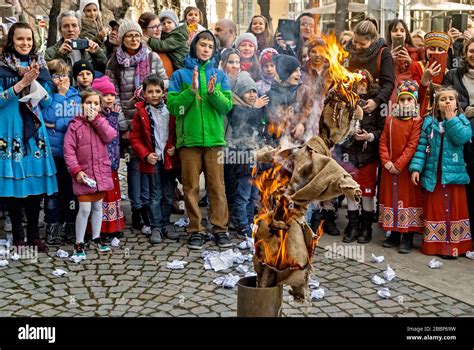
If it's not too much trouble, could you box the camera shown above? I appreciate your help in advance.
[70,38,89,50]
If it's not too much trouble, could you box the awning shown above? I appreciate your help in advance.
[410,2,474,11]
[305,2,368,15]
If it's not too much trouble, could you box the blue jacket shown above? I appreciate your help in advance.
[42,87,81,157]
[409,114,472,192]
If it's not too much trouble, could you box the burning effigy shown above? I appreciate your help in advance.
[251,36,363,301]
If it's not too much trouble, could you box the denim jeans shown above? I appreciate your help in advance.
[146,161,175,229]
[44,157,77,224]
[127,156,150,210]
[233,174,259,230]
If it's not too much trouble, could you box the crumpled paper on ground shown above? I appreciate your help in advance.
[308,277,320,289]
[111,237,120,247]
[0,259,9,267]
[383,265,396,281]
[69,255,84,264]
[167,260,187,270]
[428,258,443,269]
[311,288,325,300]
[202,249,252,272]
[174,218,189,228]
[56,249,69,258]
[371,254,385,263]
[213,274,240,289]
[52,268,67,277]
[237,237,254,252]
[10,253,20,261]
[377,287,391,299]
[236,265,249,274]
[466,251,474,260]
[372,275,386,285]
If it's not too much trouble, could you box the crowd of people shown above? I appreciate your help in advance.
[0,0,473,262]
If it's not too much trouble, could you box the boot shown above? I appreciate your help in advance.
[398,232,414,254]
[141,206,150,227]
[357,210,373,244]
[198,194,208,208]
[382,231,400,248]
[45,223,63,245]
[64,223,76,244]
[310,210,324,233]
[342,210,360,243]
[322,209,340,236]
[132,209,143,230]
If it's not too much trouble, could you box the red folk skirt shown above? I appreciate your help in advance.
[350,161,378,197]
[101,171,125,235]
[421,181,472,257]
[378,168,423,233]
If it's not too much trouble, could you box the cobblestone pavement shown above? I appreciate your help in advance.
[0,218,473,318]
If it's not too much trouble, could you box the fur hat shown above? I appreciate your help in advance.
[118,20,143,43]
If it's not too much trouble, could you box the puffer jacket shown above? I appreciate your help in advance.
[148,24,189,71]
[42,87,81,158]
[444,67,470,110]
[105,49,169,130]
[63,114,117,195]
[409,114,472,192]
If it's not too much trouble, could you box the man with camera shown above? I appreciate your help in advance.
[45,10,107,74]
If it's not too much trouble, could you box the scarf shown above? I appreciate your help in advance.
[346,38,386,66]
[0,51,50,151]
[241,57,253,73]
[116,44,150,88]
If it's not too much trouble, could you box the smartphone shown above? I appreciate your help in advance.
[358,99,367,108]
[70,38,89,50]
[277,19,296,42]
[429,52,448,84]
[393,36,404,50]
[452,13,468,33]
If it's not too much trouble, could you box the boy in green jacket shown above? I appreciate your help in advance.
[168,30,233,250]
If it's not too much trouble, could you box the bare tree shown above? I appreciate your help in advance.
[335,0,349,36]
[195,0,208,28]
[47,0,61,46]
[257,0,272,27]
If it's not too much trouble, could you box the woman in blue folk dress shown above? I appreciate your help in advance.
[0,23,57,251]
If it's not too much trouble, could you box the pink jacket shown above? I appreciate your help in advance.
[64,114,117,196]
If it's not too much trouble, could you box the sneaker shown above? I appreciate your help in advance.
[30,239,49,252]
[142,225,152,236]
[90,238,111,254]
[236,227,252,240]
[163,224,180,240]
[45,223,63,245]
[216,232,232,248]
[149,227,162,244]
[4,216,12,232]
[73,242,87,260]
[187,233,204,250]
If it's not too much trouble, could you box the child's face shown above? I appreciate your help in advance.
[238,42,255,59]
[83,95,101,118]
[390,22,406,46]
[196,38,214,61]
[242,89,257,105]
[161,18,176,33]
[186,10,200,25]
[437,91,457,116]
[301,47,309,64]
[356,81,368,95]
[310,46,324,65]
[287,68,302,85]
[144,84,163,106]
[262,62,276,78]
[51,72,69,87]
[102,93,115,108]
[146,18,162,39]
[76,71,93,89]
[251,17,265,35]
[398,94,416,115]
[225,53,240,76]
[84,4,98,20]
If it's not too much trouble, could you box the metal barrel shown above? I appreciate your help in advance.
[237,276,283,317]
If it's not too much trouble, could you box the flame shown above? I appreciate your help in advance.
[321,35,362,108]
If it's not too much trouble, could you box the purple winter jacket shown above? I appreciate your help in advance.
[64,114,117,196]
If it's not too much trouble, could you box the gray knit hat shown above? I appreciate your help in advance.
[159,9,179,28]
[234,71,257,98]
[234,33,258,51]
[118,20,143,43]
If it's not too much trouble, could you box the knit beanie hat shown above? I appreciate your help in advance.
[234,71,257,98]
[159,9,179,28]
[424,31,450,52]
[92,75,116,96]
[79,0,100,14]
[118,20,143,43]
[259,48,279,66]
[73,60,95,79]
[273,54,300,82]
[397,80,419,103]
[235,33,258,51]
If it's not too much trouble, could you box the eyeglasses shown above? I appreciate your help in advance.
[227,60,240,65]
[124,33,141,40]
[147,25,161,30]
[52,74,68,79]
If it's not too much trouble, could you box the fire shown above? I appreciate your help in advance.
[321,35,362,108]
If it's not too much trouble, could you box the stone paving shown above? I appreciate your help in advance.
[0,220,473,317]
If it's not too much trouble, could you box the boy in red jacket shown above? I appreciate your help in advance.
[130,75,179,244]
